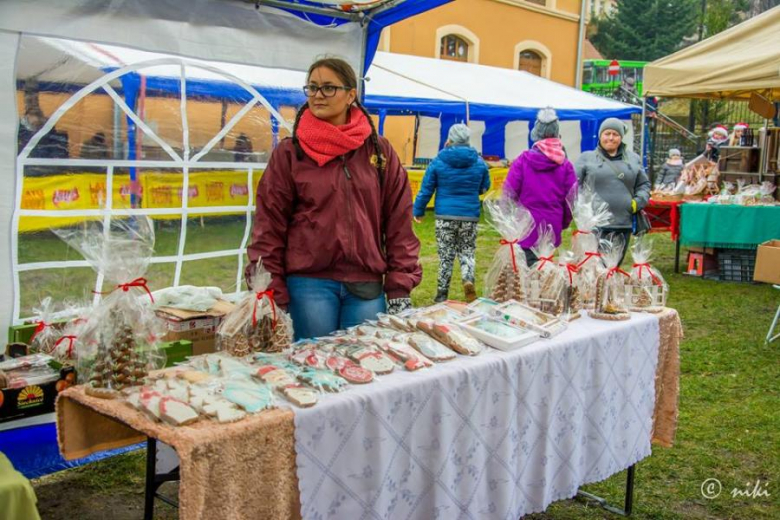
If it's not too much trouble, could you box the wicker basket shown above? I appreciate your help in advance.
[651,193,684,202]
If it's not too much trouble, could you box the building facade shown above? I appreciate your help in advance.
[380,0,586,86]
[378,0,587,163]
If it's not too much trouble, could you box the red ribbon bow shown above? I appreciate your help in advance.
[576,251,602,269]
[562,263,579,285]
[633,263,663,286]
[30,321,50,343]
[606,266,631,280]
[499,239,520,272]
[252,289,277,328]
[93,277,155,303]
[55,335,77,359]
[536,255,555,271]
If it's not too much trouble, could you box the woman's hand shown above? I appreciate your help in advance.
[387,298,412,315]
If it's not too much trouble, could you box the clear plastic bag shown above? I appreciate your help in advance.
[758,182,776,205]
[29,297,60,355]
[568,185,610,309]
[629,237,668,312]
[527,225,566,316]
[589,238,631,320]
[558,250,582,318]
[216,261,293,356]
[483,194,534,303]
[53,217,165,395]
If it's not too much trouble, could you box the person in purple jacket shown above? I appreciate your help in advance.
[503,107,578,266]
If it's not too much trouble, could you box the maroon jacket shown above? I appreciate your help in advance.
[247,136,422,306]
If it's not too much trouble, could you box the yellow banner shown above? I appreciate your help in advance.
[407,167,508,208]
[18,167,506,232]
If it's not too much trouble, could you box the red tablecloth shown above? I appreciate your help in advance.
[646,199,683,241]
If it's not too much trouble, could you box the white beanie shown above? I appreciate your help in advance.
[447,123,471,145]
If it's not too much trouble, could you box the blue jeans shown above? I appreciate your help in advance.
[287,276,387,340]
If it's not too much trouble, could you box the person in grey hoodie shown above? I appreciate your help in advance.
[656,148,683,188]
[414,124,491,303]
[574,118,651,265]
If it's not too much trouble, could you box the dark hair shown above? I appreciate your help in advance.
[292,57,384,177]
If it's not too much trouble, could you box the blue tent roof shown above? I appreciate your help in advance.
[265,0,453,73]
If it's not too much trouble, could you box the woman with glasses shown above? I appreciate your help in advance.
[247,58,422,340]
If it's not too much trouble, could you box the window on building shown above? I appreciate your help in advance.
[518,50,543,76]
[440,34,470,62]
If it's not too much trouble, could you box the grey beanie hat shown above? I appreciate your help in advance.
[447,123,471,146]
[599,117,626,138]
[668,148,681,157]
[531,106,560,142]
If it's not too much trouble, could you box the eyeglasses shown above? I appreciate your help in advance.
[303,84,352,98]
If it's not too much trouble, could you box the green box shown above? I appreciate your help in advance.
[158,340,193,367]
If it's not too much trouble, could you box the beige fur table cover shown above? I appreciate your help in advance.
[56,309,680,519]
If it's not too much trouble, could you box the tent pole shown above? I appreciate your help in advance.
[378,109,387,136]
[574,0,587,88]
[358,18,368,100]
[639,97,647,168]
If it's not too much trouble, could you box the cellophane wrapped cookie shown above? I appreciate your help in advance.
[483,195,535,303]
[527,225,566,316]
[589,238,631,321]
[558,250,582,319]
[568,185,611,309]
[217,261,293,356]
[54,217,166,398]
[29,297,60,356]
[628,237,667,313]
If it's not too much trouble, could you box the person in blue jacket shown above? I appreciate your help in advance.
[413,124,490,303]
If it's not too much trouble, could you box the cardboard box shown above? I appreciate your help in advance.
[0,365,76,423]
[754,239,780,284]
[156,300,235,356]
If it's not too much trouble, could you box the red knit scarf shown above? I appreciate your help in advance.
[533,138,566,165]
[296,106,372,166]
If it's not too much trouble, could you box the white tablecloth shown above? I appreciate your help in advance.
[293,312,660,520]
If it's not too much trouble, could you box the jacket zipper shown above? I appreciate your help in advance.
[342,156,356,262]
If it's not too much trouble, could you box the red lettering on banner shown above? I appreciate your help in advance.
[52,188,80,207]
[230,184,249,198]
[178,185,199,200]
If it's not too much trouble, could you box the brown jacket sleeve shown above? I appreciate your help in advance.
[245,141,296,306]
[379,138,422,299]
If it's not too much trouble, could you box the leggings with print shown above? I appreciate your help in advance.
[435,219,478,295]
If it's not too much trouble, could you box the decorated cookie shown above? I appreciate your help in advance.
[255,365,297,387]
[298,368,347,393]
[378,341,433,371]
[223,381,274,413]
[349,347,395,375]
[281,383,318,408]
[338,364,374,384]
[432,324,484,356]
[159,396,200,426]
[407,333,457,362]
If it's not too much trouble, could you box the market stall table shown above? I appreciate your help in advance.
[645,199,684,272]
[56,310,682,520]
[680,203,780,249]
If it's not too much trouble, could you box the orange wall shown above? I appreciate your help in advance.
[387,0,581,86]
[17,91,291,158]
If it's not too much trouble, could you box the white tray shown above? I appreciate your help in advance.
[458,315,540,352]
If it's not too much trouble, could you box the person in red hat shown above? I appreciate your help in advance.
[729,123,748,146]
[704,125,729,162]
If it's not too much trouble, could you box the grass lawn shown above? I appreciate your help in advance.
[28,217,780,519]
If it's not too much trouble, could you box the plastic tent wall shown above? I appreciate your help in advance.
[0,0,450,332]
